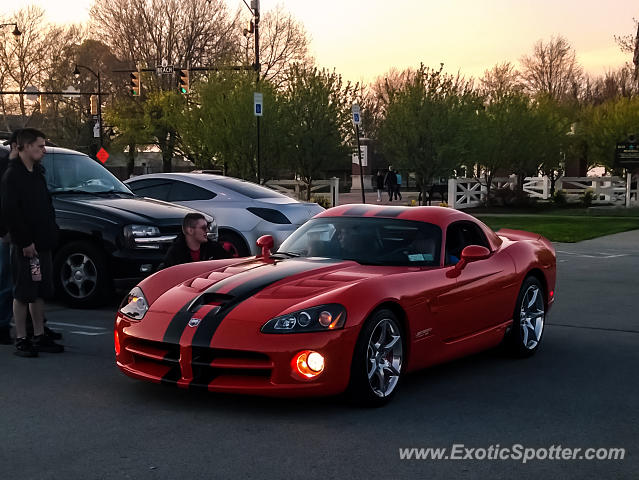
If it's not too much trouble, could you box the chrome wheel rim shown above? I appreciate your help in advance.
[61,253,98,299]
[367,318,403,397]
[519,284,545,350]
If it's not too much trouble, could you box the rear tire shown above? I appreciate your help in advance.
[505,276,545,357]
[218,231,250,257]
[53,241,110,308]
[347,309,405,407]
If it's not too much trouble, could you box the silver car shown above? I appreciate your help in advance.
[125,173,325,256]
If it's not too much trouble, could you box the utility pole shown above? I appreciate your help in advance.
[252,0,261,184]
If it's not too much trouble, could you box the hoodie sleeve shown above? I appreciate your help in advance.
[1,168,33,248]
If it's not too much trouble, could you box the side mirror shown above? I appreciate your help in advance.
[460,245,491,262]
[256,235,274,259]
[446,245,490,278]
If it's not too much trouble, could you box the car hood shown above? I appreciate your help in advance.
[53,194,204,225]
[133,257,381,344]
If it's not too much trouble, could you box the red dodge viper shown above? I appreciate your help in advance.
[115,205,556,406]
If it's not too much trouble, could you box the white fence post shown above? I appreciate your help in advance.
[542,176,549,199]
[330,177,339,207]
[448,179,457,209]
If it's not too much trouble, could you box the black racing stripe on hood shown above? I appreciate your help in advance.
[374,207,406,217]
[163,302,198,344]
[190,260,337,349]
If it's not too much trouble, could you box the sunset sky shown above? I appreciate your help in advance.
[1,0,637,84]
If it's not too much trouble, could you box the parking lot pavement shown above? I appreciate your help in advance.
[551,229,639,333]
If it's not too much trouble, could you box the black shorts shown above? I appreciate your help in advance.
[10,247,54,303]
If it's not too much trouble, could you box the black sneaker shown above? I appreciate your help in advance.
[15,338,38,357]
[32,334,64,353]
[44,326,62,340]
[0,326,12,345]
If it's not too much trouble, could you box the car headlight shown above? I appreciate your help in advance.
[261,304,346,333]
[207,219,219,242]
[119,286,149,320]
[124,224,161,239]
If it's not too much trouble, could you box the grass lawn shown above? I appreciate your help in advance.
[475,215,639,243]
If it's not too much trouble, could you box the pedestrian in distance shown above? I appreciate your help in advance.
[160,212,231,269]
[394,170,403,201]
[384,166,397,202]
[1,129,63,357]
[375,170,384,202]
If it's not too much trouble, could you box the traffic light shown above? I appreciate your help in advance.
[130,69,141,96]
[90,95,98,115]
[179,69,189,94]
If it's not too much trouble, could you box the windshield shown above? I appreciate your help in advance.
[278,217,442,267]
[43,153,132,194]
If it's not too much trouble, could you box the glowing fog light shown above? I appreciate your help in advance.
[307,352,325,372]
[293,350,325,378]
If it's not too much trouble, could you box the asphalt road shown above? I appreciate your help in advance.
[1,231,638,480]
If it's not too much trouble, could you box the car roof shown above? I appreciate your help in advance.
[126,172,228,182]
[317,204,502,250]
[0,144,88,156]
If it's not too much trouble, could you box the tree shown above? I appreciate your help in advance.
[581,96,639,170]
[469,92,532,202]
[0,6,84,121]
[239,4,312,88]
[281,65,356,199]
[479,62,523,101]
[176,71,287,180]
[520,36,583,102]
[90,0,239,170]
[377,64,479,202]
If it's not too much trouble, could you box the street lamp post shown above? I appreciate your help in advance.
[242,0,261,183]
[74,64,103,148]
[0,23,21,36]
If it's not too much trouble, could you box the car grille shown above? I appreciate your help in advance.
[124,338,273,387]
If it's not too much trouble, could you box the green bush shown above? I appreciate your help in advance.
[552,189,567,206]
[311,196,332,209]
[581,189,594,208]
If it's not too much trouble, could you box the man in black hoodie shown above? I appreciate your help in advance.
[161,212,231,269]
[1,129,63,357]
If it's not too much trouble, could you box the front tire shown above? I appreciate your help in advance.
[347,309,405,407]
[505,276,546,357]
[53,241,110,308]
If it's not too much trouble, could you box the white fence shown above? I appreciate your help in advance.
[448,176,638,209]
[265,178,340,206]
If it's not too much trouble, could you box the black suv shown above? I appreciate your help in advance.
[0,145,215,308]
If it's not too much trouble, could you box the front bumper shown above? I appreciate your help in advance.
[115,313,359,397]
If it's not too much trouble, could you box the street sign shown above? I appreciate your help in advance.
[96,147,109,164]
[25,85,38,101]
[352,103,361,126]
[156,65,174,75]
[254,92,263,116]
[93,120,100,139]
[62,86,80,98]
[351,145,367,166]
[614,141,639,168]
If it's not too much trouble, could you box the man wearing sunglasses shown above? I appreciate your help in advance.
[160,212,231,269]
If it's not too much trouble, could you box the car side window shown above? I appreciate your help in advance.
[127,179,172,201]
[445,221,489,265]
[168,180,216,201]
